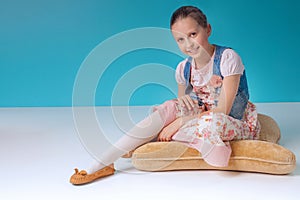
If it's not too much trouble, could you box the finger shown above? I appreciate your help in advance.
[186,96,195,110]
[182,97,191,110]
[157,133,163,141]
[186,98,195,110]
[163,134,170,142]
[178,95,189,106]
[177,97,185,108]
[181,95,195,110]
[159,130,167,141]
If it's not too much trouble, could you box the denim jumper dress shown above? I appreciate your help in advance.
[183,45,249,120]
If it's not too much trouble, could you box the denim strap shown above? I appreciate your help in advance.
[183,57,193,95]
[213,45,230,77]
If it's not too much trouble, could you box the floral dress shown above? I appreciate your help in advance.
[171,73,261,167]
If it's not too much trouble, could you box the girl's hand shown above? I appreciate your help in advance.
[177,95,197,110]
[157,118,183,142]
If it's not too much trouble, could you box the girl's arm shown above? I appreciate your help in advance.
[211,74,240,115]
[177,84,186,98]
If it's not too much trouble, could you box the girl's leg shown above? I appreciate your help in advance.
[88,110,165,173]
[70,100,199,185]
[88,100,178,173]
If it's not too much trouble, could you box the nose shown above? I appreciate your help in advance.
[185,38,194,49]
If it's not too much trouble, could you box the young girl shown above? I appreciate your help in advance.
[70,5,260,185]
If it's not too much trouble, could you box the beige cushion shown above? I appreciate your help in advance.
[131,114,296,175]
[257,113,281,143]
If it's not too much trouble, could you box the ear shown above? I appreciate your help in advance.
[206,24,212,36]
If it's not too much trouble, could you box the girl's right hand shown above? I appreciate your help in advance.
[177,95,197,110]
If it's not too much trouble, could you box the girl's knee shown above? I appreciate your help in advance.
[153,100,177,126]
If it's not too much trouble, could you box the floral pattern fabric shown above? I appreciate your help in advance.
[171,73,261,167]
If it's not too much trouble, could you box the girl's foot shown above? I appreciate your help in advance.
[70,164,115,185]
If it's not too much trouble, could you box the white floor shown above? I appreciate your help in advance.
[0,103,299,200]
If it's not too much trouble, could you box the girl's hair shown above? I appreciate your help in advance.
[170,6,207,28]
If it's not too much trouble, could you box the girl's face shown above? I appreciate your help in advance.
[171,17,211,58]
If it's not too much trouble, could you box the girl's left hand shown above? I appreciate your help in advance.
[157,118,182,142]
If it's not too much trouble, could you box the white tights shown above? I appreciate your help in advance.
[88,110,165,173]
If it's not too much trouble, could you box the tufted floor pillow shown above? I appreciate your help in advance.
[131,114,296,174]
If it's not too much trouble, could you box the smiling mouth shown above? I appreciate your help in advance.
[187,46,200,54]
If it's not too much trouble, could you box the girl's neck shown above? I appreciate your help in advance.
[193,44,215,69]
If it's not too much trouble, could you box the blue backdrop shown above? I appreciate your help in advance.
[1,0,299,107]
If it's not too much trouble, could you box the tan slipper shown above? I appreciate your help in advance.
[70,164,115,185]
